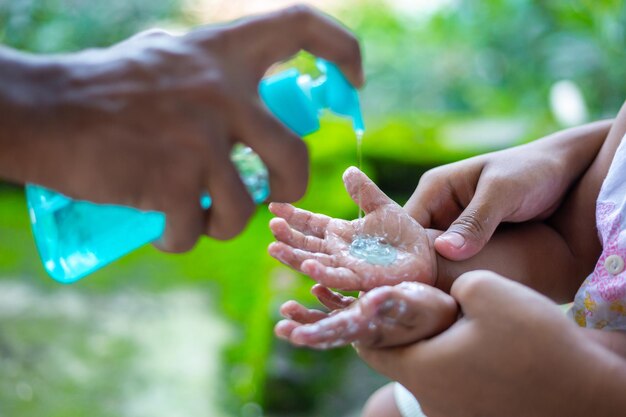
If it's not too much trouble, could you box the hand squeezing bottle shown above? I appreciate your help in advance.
[26,59,365,283]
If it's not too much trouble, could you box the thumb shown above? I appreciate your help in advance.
[342,166,396,213]
[434,185,507,261]
[450,270,555,319]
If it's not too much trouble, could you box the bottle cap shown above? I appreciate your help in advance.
[259,58,365,136]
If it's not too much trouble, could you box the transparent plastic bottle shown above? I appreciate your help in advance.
[26,58,365,283]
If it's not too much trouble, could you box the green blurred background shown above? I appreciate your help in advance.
[0,0,625,416]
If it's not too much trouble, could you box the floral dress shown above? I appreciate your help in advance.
[569,134,626,330]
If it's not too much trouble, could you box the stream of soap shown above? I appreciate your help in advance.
[356,129,364,221]
[349,130,398,266]
[350,130,398,266]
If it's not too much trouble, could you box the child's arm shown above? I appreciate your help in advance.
[433,221,590,302]
[437,101,626,302]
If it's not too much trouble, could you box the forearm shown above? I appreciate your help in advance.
[430,221,588,302]
[537,120,612,187]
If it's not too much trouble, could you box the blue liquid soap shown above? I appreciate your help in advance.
[27,58,365,283]
[349,235,397,266]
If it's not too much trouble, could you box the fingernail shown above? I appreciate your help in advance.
[437,232,465,249]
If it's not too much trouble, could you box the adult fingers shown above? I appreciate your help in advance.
[450,270,557,319]
[354,319,474,387]
[433,182,509,261]
[233,100,309,202]
[269,218,327,253]
[343,166,397,214]
[404,171,462,228]
[357,277,555,391]
[152,142,206,252]
[155,191,205,253]
[269,202,331,238]
[203,129,256,240]
[227,5,364,87]
[404,158,488,230]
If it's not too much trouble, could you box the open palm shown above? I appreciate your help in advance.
[268,167,436,291]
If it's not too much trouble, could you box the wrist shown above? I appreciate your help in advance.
[0,47,66,184]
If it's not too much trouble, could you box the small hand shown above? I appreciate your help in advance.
[268,167,437,291]
[275,282,458,349]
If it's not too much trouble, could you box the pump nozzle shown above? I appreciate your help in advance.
[312,59,365,133]
[259,58,364,136]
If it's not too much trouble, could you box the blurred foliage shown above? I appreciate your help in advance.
[343,0,626,120]
[0,0,625,416]
[0,0,181,52]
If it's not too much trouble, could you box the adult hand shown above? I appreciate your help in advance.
[357,270,626,417]
[0,5,363,252]
[406,121,611,261]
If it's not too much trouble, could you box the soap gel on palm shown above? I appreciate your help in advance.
[26,59,365,283]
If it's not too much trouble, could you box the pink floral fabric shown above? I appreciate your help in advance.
[569,135,626,329]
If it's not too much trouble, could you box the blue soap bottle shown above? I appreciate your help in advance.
[26,58,365,283]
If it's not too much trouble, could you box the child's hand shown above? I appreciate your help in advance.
[275,282,458,349]
[268,167,437,291]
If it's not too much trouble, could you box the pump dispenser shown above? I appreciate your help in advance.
[26,58,365,283]
[260,59,365,135]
